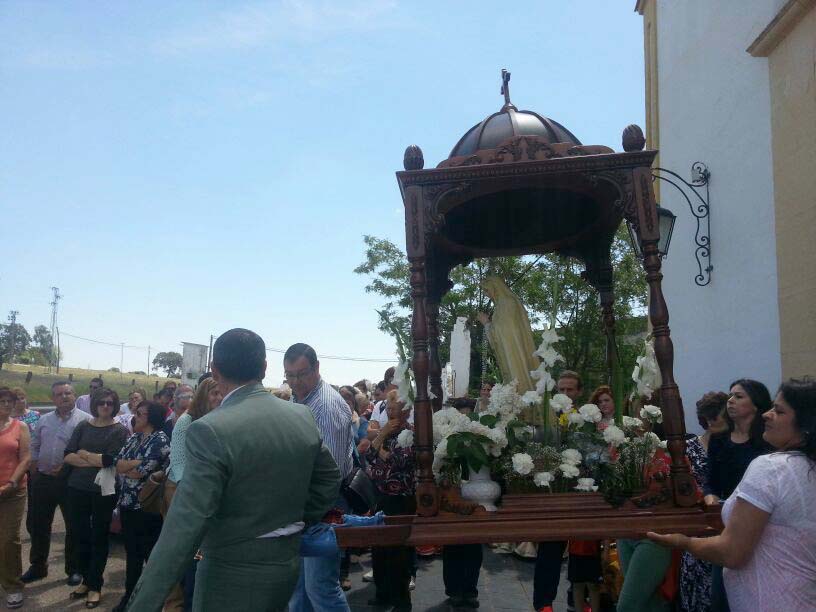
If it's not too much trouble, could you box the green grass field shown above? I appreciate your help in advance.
[0,363,180,405]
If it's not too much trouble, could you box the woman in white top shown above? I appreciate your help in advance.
[649,377,816,611]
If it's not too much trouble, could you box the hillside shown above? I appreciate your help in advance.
[0,363,180,405]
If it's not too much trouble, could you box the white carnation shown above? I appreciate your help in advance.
[396,429,414,448]
[561,448,582,466]
[559,463,580,479]
[549,394,572,414]
[640,405,663,424]
[575,477,598,492]
[533,471,554,488]
[578,404,602,423]
[622,416,643,431]
[512,453,534,476]
[602,424,626,447]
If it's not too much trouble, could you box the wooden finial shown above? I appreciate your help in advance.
[622,124,646,152]
[403,145,424,170]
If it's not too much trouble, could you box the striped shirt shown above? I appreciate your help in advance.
[294,378,353,479]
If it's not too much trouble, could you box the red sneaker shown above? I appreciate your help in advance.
[537,607,554,612]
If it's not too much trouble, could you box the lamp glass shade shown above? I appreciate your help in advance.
[626,204,677,259]
[657,205,677,257]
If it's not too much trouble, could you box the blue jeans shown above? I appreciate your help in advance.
[288,551,350,612]
[288,497,350,612]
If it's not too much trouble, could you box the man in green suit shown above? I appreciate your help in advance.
[125,328,341,612]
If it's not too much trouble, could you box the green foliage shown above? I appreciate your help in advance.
[0,323,31,360]
[446,431,493,473]
[354,227,648,394]
[152,351,183,377]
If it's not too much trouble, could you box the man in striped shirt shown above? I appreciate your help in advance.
[284,343,352,612]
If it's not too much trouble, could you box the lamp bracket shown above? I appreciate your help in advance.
[653,162,712,286]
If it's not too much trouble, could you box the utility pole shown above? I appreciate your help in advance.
[7,310,19,365]
[207,335,214,371]
[49,287,61,371]
[56,327,61,373]
[120,342,124,380]
[147,345,151,376]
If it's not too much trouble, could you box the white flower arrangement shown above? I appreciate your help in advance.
[559,463,580,479]
[578,403,602,424]
[549,394,573,414]
[521,390,542,406]
[533,471,555,488]
[396,429,414,449]
[602,424,627,447]
[631,338,661,400]
[640,405,664,424]
[561,448,583,466]
[575,477,599,492]
[643,431,661,451]
[512,453,534,475]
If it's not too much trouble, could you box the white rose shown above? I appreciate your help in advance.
[640,405,663,424]
[575,477,598,492]
[561,448,582,466]
[559,463,580,479]
[512,453,534,476]
[396,429,414,448]
[578,403,602,423]
[549,394,572,414]
[521,391,541,406]
[602,424,627,447]
[533,471,554,488]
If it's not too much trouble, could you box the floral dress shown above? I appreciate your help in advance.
[115,430,170,510]
[679,434,711,612]
[15,409,40,436]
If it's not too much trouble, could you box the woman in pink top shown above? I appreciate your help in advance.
[649,377,816,611]
[0,386,32,610]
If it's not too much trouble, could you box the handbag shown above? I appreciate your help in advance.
[138,470,167,515]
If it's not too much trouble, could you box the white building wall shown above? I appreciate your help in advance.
[655,0,783,431]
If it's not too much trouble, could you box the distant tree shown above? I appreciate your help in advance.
[108,367,120,372]
[32,325,55,365]
[152,352,183,377]
[17,347,48,366]
[0,323,31,362]
[129,371,147,376]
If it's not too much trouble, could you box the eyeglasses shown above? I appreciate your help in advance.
[176,394,193,400]
[284,367,314,382]
[96,400,116,407]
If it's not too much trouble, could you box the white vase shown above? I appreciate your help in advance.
[460,465,501,511]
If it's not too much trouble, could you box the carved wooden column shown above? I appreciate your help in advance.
[426,298,444,413]
[633,166,697,507]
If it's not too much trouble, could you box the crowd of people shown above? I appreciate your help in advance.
[0,329,813,612]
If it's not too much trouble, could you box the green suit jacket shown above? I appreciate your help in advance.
[126,382,341,611]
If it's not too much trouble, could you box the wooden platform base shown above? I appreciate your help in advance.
[335,493,722,548]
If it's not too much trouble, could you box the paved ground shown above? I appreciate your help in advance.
[18,509,568,611]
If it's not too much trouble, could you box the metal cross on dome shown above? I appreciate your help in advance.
[500,68,515,110]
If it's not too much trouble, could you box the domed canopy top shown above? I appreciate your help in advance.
[449,69,581,159]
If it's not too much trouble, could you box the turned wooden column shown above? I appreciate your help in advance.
[410,259,438,516]
[426,299,444,413]
[633,166,697,507]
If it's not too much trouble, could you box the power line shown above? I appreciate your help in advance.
[59,330,395,363]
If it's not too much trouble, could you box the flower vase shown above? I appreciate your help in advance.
[460,466,501,511]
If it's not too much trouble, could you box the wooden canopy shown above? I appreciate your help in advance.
[337,81,720,547]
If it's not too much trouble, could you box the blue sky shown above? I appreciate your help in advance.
[1,1,644,386]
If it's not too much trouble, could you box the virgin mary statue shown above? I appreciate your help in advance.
[477,275,539,395]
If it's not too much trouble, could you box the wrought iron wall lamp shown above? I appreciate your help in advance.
[627,162,712,286]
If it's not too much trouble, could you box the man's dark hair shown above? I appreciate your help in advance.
[198,372,212,384]
[213,328,266,383]
[139,400,168,431]
[90,388,121,418]
[375,381,387,393]
[51,381,73,392]
[90,377,104,386]
[283,343,317,368]
[157,387,174,399]
[384,367,396,385]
